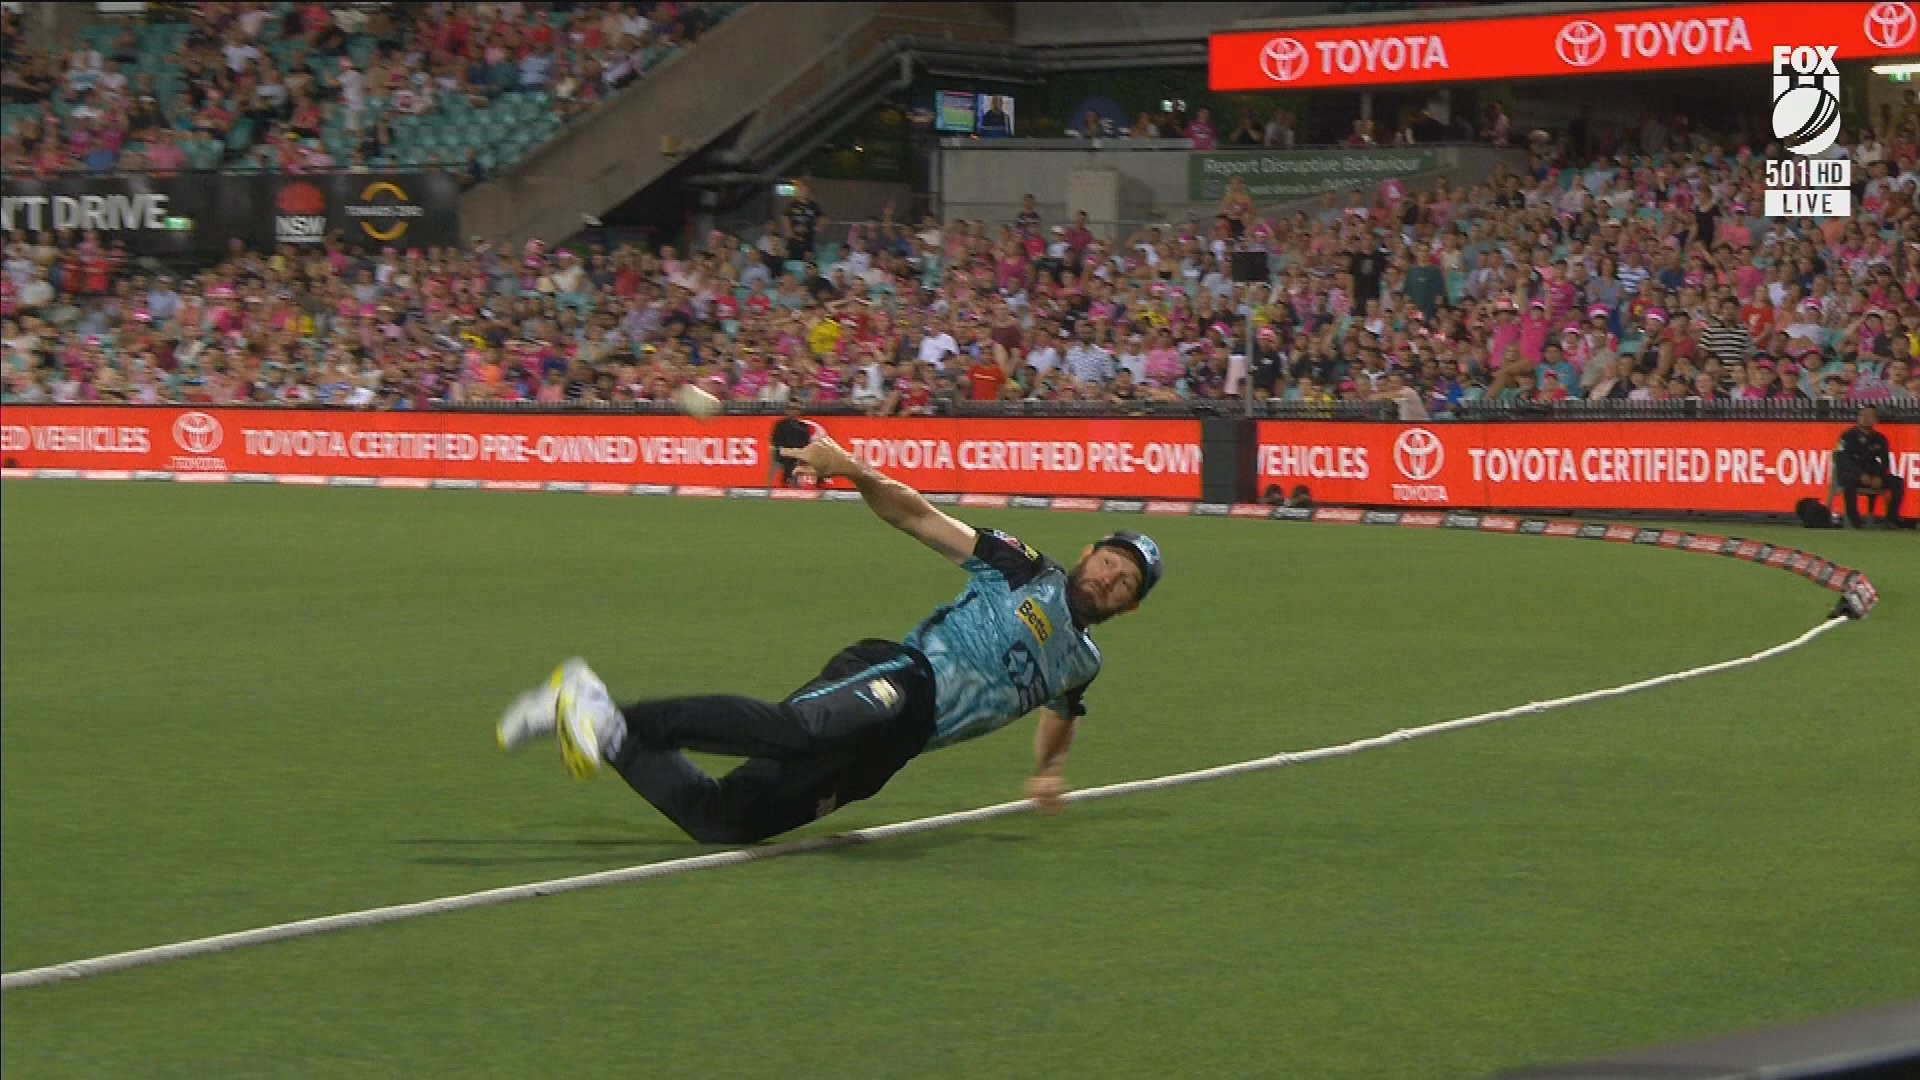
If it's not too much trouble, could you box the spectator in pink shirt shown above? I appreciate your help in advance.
[1518,299,1551,363]
[810,361,841,403]
[144,130,187,173]
[1142,330,1184,388]
[1486,302,1521,368]
[1186,108,1216,151]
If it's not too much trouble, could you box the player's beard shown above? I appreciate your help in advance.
[1065,564,1113,626]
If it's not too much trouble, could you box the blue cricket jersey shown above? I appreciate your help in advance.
[903,529,1102,751]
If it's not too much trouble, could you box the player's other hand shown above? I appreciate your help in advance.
[780,435,858,481]
[1026,774,1067,815]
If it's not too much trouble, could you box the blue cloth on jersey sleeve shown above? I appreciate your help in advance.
[903,528,1103,752]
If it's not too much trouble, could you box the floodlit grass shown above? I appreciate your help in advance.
[3,483,1916,1078]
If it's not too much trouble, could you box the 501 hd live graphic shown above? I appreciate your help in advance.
[1764,43,1848,219]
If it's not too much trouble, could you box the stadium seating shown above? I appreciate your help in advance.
[2,5,1916,421]
[0,2,739,178]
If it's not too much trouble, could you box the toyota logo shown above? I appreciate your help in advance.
[1865,2,1916,49]
[172,411,223,456]
[1258,37,1310,83]
[1392,427,1445,482]
[1555,20,1607,68]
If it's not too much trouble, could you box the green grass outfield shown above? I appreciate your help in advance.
[3,482,1916,1079]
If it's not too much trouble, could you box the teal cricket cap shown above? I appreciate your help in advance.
[1098,531,1162,602]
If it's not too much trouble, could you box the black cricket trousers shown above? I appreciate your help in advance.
[611,639,938,844]
[1841,470,1907,527]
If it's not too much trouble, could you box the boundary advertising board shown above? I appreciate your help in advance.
[1255,420,1919,515]
[0,408,1203,499]
[4,408,1914,517]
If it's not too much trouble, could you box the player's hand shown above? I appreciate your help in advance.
[780,435,858,481]
[1026,774,1067,815]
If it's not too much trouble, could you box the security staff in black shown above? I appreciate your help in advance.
[1835,406,1909,529]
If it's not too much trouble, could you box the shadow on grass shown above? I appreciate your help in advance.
[398,801,1069,869]
[396,817,697,867]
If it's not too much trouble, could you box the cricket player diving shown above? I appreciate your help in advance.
[496,433,1162,844]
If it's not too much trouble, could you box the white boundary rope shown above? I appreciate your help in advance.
[1,616,1847,993]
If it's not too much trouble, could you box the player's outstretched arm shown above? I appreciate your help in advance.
[781,435,977,564]
[1026,705,1075,815]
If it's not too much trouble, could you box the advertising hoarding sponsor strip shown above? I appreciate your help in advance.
[1210,2,1914,92]
[1255,420,1918,517]
[0,407,1202,499]
[0,172,462,256]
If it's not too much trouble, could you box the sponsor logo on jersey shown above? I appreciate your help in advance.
[1015,596,1053,644]
[988,530,1041,564]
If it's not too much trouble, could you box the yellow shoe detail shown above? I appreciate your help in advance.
[554,668,597,781]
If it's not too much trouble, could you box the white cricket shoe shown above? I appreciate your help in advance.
[555,659,624,781]
[497,666,564,752]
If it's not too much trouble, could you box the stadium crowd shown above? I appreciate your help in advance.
[0,2,731,179]
[5,114,1920,414]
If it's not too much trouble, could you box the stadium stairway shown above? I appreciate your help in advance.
[460,2,1016,250]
